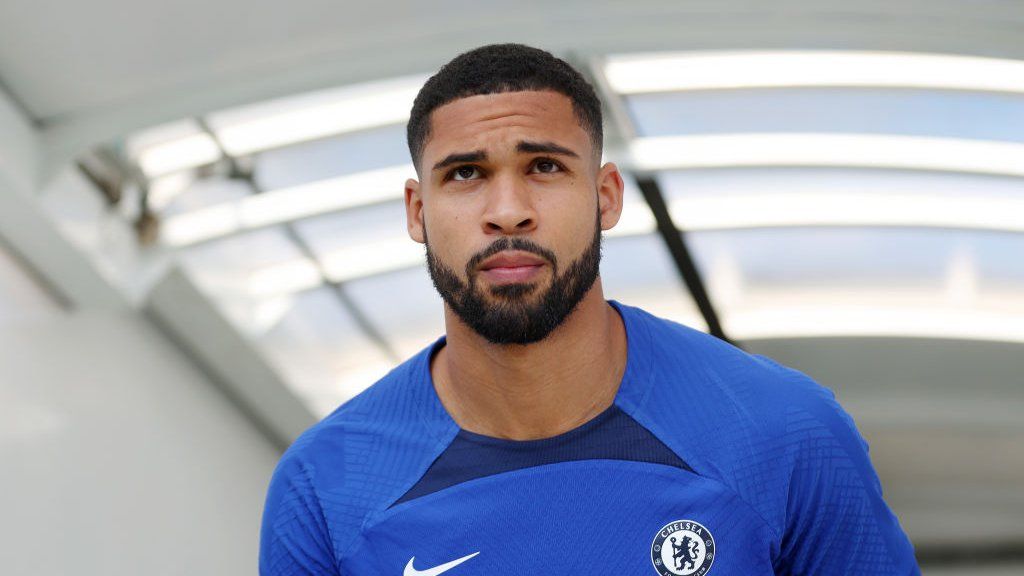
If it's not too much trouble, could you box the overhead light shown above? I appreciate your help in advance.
[246,258,323,297]
[146,171,197,211]
[243,165,411,229]
[127,119,223,177]
[239,236,424,297]
[631,133,1024,178]
[161,202,239,247]
[161,164,414,247]
[249,295,298,335]
[727,301,1024,344]
[668,191,1024,233]
[321,237,423,282]
[135,133,220,177]
[207,75,427,155]
[604,50,1024,95]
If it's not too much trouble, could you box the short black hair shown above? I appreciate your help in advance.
[407,43,603,171]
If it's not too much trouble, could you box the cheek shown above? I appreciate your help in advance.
[424,214,477,272]
[548,211,598,266]
[426,192,487,244]
[555,189,599,233]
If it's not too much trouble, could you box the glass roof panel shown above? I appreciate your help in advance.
[178,226,320,299]
[343,265,444,360]
[685,226,1024,342]
[659,167,1024,234]
[600,233,706,331]
[689,227,950,287]
[291,200,407,252]
[205,74,425,156]
[159,176,253,217]
[292,200,419,282]
[626,88,1024,141]
[252,286,393,416]
[254,124,410,192]
[124,118,221,177]
[973,233,1024,288]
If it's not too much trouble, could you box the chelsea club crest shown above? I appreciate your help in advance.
[650,519,716,576]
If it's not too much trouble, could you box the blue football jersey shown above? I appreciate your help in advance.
[260,301,919,575]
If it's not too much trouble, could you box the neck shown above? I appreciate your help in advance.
[430,280,627,440]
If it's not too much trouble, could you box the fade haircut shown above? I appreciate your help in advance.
[407,43,603,172]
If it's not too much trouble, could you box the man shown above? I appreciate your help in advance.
[260,44,919,575]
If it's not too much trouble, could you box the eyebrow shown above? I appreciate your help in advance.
[517,140,580,158]
[433,151,486,172]
[430,141,581,172]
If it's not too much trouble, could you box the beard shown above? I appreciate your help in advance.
[424,214,602,345]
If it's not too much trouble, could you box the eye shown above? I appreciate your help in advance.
[531,159,562,174]
[451,165,480,181]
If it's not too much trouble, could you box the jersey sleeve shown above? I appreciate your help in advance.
[260,451,339,576]
[770,366,920,575]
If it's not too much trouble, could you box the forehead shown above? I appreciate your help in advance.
[423,90,590,160]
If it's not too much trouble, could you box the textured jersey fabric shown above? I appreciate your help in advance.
[260,301,919,575]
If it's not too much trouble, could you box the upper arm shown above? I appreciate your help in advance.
[772,375,920,575]
[260,453,339,576]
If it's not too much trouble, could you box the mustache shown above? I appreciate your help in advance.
[465,237,558,277]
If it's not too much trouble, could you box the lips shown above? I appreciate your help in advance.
[478,251,547,284]
[479,251,547,271]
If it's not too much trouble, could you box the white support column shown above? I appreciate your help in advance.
[145,265,317,447]
[0,87,37,194]
[0,87,127,309]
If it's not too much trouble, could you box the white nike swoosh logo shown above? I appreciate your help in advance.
[403,552,479,576]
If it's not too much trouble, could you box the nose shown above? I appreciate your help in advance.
[481,173,537,235]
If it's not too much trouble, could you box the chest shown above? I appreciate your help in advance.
[341,460,776,575]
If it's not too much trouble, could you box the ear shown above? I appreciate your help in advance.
[405,178,426,244]
[596,162,625,231]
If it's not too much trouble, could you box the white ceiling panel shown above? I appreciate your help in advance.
[4,0,1024,156]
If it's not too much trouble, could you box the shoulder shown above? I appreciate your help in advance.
[619,304,861,535]
[628,305,918,573]
[262,341,457,564]
[621,302,834,424]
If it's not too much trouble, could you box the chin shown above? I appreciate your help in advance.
[486,282,542,300]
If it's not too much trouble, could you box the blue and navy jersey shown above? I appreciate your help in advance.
[260,301,919,575]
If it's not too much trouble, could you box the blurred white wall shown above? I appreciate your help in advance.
[0,309,281,576]
[1,88,281,576]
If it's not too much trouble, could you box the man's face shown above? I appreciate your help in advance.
[405,90,624,345]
